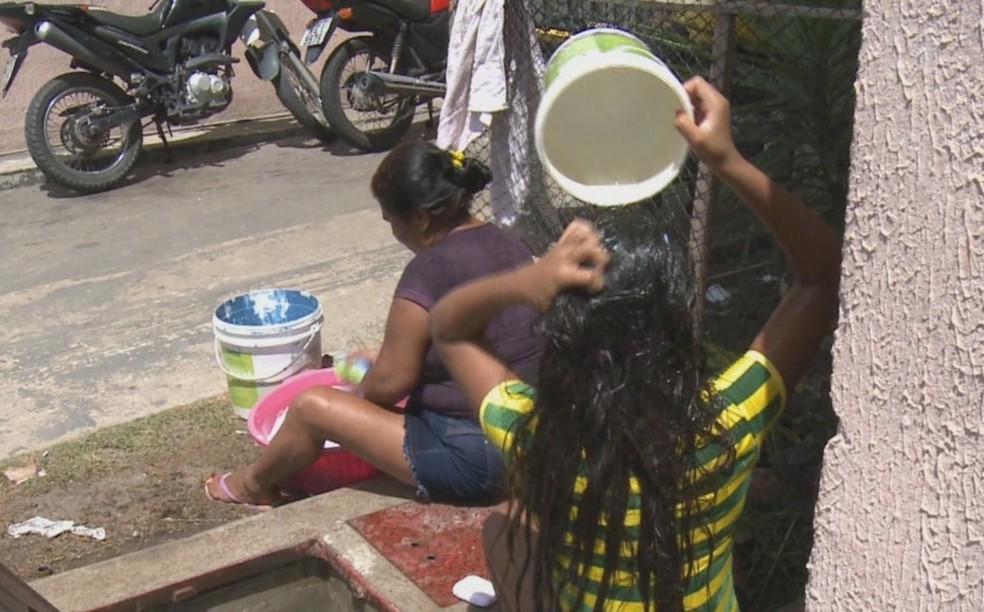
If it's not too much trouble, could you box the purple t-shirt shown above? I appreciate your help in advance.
[394,223,543,420]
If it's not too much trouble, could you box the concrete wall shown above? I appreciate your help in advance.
[0,0,325,154]
[807,1,984,608]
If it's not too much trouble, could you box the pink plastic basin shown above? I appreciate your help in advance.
[247,368,381,495]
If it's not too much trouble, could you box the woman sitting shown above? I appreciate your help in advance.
[206,141,543,508]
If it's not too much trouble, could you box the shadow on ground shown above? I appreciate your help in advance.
[32,117,439,199]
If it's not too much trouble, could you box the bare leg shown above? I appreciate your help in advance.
[484,501,540,612]
[207,386,412,505]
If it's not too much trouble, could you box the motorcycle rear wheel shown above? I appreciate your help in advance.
[274,47,335,143]
[25,72,142,194]
[321,36,415,153]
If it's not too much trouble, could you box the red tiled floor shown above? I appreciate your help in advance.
[349,502,494,607]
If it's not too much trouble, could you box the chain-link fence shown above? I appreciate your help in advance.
[468,0,859,338]
[458,0,861,608]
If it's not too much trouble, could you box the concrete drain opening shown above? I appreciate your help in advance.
[115,543,387,611]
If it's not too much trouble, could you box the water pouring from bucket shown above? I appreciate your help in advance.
[534,28,693,206]
[213,288,324,419]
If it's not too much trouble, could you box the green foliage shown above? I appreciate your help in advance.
[731,12,862,231]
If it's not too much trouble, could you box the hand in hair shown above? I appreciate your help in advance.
[528,219,609,311]
[431,219,608,343]
[429,219,608,412]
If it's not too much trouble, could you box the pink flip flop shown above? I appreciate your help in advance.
[205,472,272,512]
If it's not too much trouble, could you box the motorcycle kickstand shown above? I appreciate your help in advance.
[153,120,175,164]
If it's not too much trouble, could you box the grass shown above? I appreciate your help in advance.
[0,394,264,581]
[0,395,238,496]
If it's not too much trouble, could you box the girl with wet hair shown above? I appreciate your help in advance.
[206,141,543,508]
[430,77,841,611]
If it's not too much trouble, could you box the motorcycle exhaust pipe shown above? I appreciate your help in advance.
[367,71,446,97]
[36,21,132,80]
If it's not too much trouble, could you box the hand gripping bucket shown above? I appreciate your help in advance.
[534,27,694,206]
[213,288,324,419]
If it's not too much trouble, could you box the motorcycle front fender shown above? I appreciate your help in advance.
[244,41,280,81]
[242,9,298,81]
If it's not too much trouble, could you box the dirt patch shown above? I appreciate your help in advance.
[0,395,264,582]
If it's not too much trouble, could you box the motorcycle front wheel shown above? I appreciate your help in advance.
[274,47,335,143]
[320,36,415,153]
[25,72,142,194]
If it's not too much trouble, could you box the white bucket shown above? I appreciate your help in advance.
[213,288,324,419]
[534,27,694,206]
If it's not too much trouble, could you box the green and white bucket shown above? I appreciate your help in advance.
[213,288,324,419]
[535,27,693,206]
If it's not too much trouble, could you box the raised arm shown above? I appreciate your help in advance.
[675,76,842,390]
[431,220,609,412]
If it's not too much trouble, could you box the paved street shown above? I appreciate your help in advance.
[0,132,415,459]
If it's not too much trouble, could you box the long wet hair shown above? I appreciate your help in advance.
[370,141,491,221]
[510,203,734,611]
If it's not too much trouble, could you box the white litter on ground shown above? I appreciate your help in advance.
[453,574,497,607]
[8,516,106,541]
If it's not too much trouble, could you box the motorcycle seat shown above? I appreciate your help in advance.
[374,0,434,22]
[84,5,167,37]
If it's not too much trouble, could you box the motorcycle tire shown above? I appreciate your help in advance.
[320,36,415,153]
[274,48,335,143]
[24,72,142,194]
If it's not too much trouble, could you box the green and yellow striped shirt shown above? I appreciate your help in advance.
[479,350,786,611]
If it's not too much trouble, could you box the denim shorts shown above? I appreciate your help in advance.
[403,408,506,505]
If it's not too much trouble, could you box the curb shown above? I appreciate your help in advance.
[27,480,465,611]
[0,113,313,192]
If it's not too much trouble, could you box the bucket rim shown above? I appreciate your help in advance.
[212,287,323,333]
[214,287,319,302]
[213,310,324,338]
[545,27,654,83]
[534,52,693,206]
[550,26,647,54]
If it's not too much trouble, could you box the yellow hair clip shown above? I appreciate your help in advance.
[449,149,465,169]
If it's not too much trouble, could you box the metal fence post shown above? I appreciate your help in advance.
[689,8,736,333]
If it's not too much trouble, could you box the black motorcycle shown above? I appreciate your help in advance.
[296,0,449,152]
[0,0,330,193]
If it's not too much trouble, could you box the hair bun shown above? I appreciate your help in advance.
[452,157,492,195]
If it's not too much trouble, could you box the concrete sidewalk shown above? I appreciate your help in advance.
[0,116,405,459]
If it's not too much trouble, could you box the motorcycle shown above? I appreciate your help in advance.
[296,0,449,152]
[0,0,330,193]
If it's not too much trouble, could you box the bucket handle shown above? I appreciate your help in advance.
[214,321,323,383]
